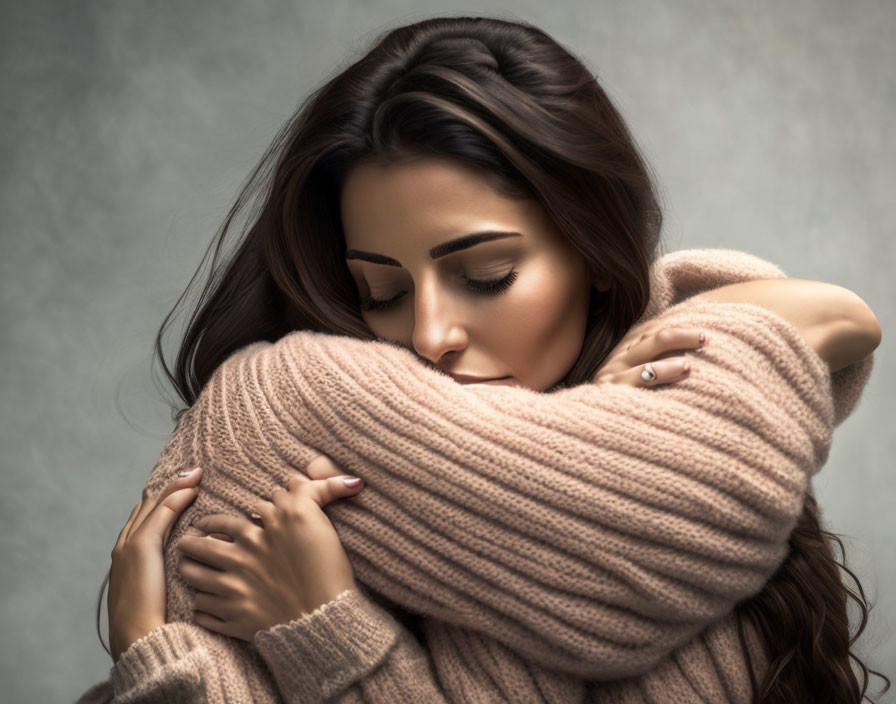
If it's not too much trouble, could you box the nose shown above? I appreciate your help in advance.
[410,275,468,366]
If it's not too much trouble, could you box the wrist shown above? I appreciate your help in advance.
[301,582,358,620]
[112,622,165,663]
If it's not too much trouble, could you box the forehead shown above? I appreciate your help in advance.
[340,158,532,251]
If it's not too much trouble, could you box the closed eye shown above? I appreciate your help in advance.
[359,269,519,313]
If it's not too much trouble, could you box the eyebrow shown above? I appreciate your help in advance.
[345,230,522,267]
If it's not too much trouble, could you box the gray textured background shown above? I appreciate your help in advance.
[2,2,893,702]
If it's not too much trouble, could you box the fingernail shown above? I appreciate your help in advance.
[682,361,690,371]
[698,332,707,344]
[343,476,363,488]
[178,467,201,477]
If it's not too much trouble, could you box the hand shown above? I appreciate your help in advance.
[593,322,707,387]
[175,461,365,642]
[108,466,203,662]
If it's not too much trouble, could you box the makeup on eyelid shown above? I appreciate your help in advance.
[358,268,519,312]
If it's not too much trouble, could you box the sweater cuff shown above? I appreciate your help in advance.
[110,621,207,696]
[253,588,402,702]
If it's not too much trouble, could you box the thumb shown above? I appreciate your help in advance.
[143,486,200,545]
[303,475,365,508]
[303,453,346,481]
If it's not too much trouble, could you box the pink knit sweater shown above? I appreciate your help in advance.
[77,249,874,703]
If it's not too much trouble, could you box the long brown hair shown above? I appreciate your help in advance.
[98,16,889,701]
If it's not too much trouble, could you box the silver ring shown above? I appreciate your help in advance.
[641,362,657,382]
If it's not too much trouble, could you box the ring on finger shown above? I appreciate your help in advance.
[641,362,657,382]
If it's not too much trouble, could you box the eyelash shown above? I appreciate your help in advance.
[359,269,519,313]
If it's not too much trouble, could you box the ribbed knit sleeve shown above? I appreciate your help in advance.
[74,388,457,703]
[74,403,457,703]
[253,587,453,703]
[75,590,461,704]
[104,623,210,702]
[75,248,875,702]
[195,294,871,680]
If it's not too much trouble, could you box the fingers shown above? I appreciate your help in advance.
[273,474,365,512]
[628,358,692,387]
[176,532,241,571]
[304,454,345,480]
[624,328,706,363]
[193,608,237,639]
[614,328,707,388]
[131,468,203,529]
[142,486,202,545]
[127,468,203,545]
[193,591,235,620]
[177,555,231,595]
[297,474,364,507]
[249,499,276,528]
[194,513,257,543]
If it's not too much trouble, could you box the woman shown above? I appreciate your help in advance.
[78,15,888,703]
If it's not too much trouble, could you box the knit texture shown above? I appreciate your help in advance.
[76,248,874,703]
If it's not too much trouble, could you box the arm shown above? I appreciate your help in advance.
[76,421,279,703]
[185,293,873,680]
[78,580,581,704]
[74,417,471,704]
[74,589,457,704]
[691,278,882,371]
[253,588,587,704]
[85,250,872,694]
[253,588,450,704]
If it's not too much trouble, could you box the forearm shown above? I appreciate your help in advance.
[75,622,277,703]
[254,588,453,704]
[690,278,882,371]
[231,298,845,679]
[118,249,875,687]
[76,599,451,704]
[254,588,587,704]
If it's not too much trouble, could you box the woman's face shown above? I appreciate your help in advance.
[341,157,603,390]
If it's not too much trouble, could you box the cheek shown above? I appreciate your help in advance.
[497,270,590,377]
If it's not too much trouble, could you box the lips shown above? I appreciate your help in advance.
[460,376,519,387]
[475,377,517,386]
[450,374,508,384]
